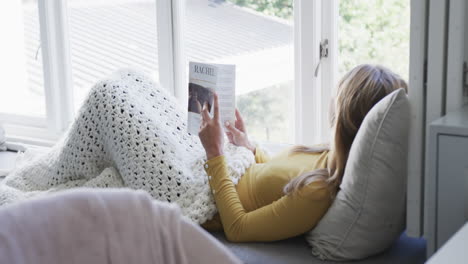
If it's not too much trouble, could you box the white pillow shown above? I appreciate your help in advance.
[307,88,409,260]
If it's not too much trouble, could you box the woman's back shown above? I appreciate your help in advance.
[202,148,333,242]
[236,148,329,212]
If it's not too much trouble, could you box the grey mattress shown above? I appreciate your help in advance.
[211,232,426,264]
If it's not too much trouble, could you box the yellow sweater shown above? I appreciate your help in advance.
[202,147,332,242]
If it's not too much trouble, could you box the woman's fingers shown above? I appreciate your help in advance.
[213,93,220,121]
[226,131,234,144]
[235,109,246,132]
[201,103,210,122]
[235,109,242,121]
[195,100,202,113]
[225,121,241,136]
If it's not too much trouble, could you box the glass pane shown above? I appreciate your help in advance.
[68,0,160,109]
[339,0,410,80]
[0,0,46,117]
[186,0,294,143]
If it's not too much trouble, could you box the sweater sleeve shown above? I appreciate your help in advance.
[203,155,331,242]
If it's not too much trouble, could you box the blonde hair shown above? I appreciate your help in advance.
[283,64,408,195]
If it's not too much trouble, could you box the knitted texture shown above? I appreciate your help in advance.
[0,69,255,224]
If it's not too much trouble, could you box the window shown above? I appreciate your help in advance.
[0,0,411,147]
[0,0,46,119]
[184,0,294,143]
[68,0,160,109]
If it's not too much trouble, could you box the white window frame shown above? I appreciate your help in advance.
[3,0,179,147]
[3,0,338,147]
[169,0,339,145]
[294,0,338,145]
[156,0,187,107]
[0,114,55,147]
[3,0,74,147]
[319,0,339,143]
[38,0,74,134]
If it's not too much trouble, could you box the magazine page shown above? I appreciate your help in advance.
[215,64,236,126]
[187,62,236,135]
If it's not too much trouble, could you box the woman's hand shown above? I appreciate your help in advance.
[225,109,255,154]
[199,94,224,160]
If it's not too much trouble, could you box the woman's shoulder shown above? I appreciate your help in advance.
[298,180,334,201]
[282,145,330,159]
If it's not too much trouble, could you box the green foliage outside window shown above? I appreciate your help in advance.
[228,0,293,20]
[237,83,292,142]
[338,0,410,80]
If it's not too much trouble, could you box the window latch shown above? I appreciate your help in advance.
[314,39,329,77]
[35,43,41,61]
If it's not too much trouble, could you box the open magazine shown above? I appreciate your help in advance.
[187,62,236,134]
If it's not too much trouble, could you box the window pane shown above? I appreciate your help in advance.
[0,0,46,117]
[68,0,160,109]
[185,0,294,143]
[339,0,410,80]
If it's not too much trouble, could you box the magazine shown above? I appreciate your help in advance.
[187,61,236,134]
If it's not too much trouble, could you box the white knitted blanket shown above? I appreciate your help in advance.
[0,69,255,224]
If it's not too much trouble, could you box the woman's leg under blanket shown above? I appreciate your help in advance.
[1,70,253,224]
[2,70,203,202]
[60,71,204,200]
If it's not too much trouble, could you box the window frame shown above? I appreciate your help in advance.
[293,0,338,145]
[172,0,338,145]
[3,0,338,147]
[38,0,74,133]
[406,0,428,238]
[3,0,178,147]
[320,0,339,143]
[3,0,73,146]
[157,0,187,105]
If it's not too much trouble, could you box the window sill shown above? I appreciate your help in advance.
[3,123,59,148]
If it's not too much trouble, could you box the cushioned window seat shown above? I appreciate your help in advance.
[211,231,426,264]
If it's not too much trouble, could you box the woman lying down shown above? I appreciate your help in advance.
[0,64,407,258]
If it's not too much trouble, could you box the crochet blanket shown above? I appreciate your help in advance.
[0,69,255,224]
